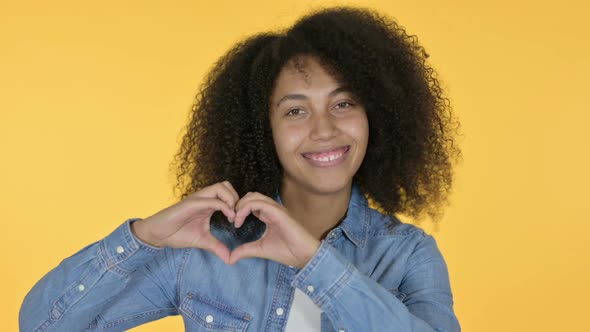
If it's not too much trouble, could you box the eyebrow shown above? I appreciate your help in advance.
[275,86,352,108]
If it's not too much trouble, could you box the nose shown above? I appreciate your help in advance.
[309,111,339,141]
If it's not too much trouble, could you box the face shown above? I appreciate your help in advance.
[269,55,369,196]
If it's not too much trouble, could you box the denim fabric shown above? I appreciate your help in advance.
[20,184,461,331]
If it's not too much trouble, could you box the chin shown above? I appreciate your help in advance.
[303,177,353,196]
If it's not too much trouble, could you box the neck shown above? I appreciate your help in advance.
[280,182,352,240]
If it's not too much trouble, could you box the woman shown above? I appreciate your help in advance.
[20,7,461,332]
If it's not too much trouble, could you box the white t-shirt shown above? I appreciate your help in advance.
[284,288,322,331]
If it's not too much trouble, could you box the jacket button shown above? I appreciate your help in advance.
[276,308,284,316]
[205,315,214,323]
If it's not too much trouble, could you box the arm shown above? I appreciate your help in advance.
[20,182,240,331]
[291,233,461,332]
[226,192,460,330]
[19,218,180,332]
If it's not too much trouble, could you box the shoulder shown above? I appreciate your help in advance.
[362,207,440,266]
[364,207,445,265]
[366,207,427,239]
[351,207,449,292]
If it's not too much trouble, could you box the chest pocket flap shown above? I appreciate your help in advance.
[180,291,252,331]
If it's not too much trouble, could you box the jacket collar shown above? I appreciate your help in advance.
[339,182,369,248]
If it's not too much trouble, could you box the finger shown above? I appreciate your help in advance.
[234,199,279,229]
[193,183,238,214]
[229,241,264,265]
[233,199,268,228]
[234,191,270,212]
[233,204,254,229]
[220,181,240,205]
[249,192,277,203]
[194,197,236,221]
[233,192,254,227]
[234,191,252,211]
[201,232,231,264]
[235,192,266,211]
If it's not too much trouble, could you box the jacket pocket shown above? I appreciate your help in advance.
[180,291,252,332]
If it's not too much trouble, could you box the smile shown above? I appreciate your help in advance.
[302,146,350,167]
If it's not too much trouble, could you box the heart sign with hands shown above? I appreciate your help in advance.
[229,192,321,268]
[131,181,321,268]
[131,181,239,264]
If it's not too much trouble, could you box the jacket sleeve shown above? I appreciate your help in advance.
[290,233,461,332]
[19,218,181,332]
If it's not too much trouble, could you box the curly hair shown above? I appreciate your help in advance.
[171,6,461,237]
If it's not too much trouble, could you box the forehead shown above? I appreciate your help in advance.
[271,56,343,96]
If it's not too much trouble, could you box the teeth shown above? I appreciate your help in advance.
[310,152,344,162]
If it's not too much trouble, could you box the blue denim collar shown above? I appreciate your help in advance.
[275,182,369,248]
[340,182,370,248]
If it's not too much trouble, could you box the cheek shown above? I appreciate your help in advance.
[343,115,369,144]
[272,123,306,156]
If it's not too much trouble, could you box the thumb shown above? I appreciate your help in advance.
[229,241,264,265]
[200,233,231,264]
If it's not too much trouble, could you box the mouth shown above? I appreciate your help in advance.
[301,146,350,167]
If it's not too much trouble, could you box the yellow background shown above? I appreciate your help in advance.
[2,0,588,331]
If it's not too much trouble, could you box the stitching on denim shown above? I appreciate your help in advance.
[405,298,456,317]
[100,222,133,269]
[292,242,329,287]
[342,187,370,248]
[405,234,441,273]
[114,221,160,264]
[86,317,98,329]
[49,259,101,321]
[48,282,73,320]
[264,263,288,331]
[99,230,129,273]
[388,288,407,301]
[125,218,162,252]
[176,248,191,307]
[360,198,370,247]
[98,240,112,270]
[316,262,353,307]
[100,220,163,276]
[99,308,177,328]
[373,223,422,237]
[123,220,141,252]
[179,291,251,331]
[33,318,52,332]
[189,291,252,318]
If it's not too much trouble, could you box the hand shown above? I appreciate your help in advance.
[228,192,321,268]
[131,181,238,264]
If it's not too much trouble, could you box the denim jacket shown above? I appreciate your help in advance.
[20,184,461,331]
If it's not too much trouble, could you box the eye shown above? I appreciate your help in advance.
[286,108,306,116]
[334,101,354,109]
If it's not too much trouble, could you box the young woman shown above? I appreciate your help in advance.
[20,7,462,332]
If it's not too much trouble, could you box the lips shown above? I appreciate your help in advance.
[302,146,350,166]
